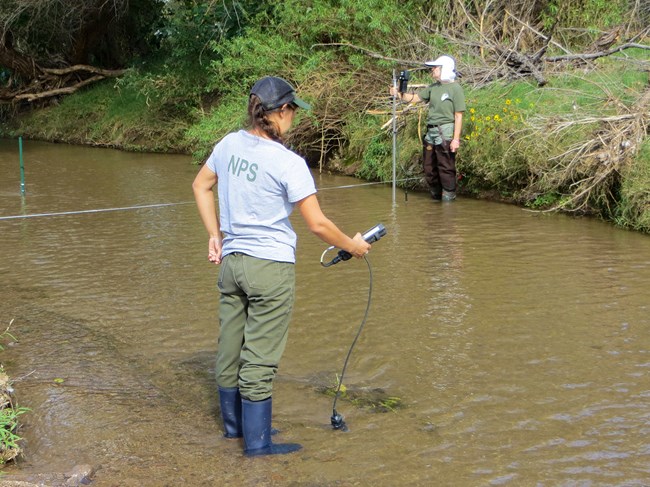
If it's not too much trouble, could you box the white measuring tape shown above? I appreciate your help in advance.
[0,178,421,221]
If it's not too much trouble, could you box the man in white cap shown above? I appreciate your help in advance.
[391,55,465,201]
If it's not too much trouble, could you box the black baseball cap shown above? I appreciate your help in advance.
[250,76,311,111]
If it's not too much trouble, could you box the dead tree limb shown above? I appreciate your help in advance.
[1,63,126,103]
[494,45,547,86]
[546,42,650,62]
[42,65,126,77]
[14,75,106,101]
[505,8,573,56]
[529,88,650,214]
[312,42,423,68]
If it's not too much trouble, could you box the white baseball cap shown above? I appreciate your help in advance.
[424,55,457,82]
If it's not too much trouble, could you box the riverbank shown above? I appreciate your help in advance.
[1,3,648,233]
[1,50,648,234]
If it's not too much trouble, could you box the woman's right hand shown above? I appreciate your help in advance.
[208,235,222,264]
[350,233,371,258]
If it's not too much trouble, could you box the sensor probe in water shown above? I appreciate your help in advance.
[319,223,387,431]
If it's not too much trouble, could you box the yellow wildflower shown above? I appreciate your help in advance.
[505,99,512,105]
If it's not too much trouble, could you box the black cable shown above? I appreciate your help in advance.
[331,255,373,431]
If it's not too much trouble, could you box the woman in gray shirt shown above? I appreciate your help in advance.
[193,76,371,456]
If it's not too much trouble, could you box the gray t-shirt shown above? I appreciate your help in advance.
[205,130,316,263]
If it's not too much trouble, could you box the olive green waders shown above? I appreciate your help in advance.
[214,252,302,455]
[215,252,296,400]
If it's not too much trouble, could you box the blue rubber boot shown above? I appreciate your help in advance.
[218,386,243,438]
[242,397,301,457]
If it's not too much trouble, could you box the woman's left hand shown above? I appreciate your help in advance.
[450,139,460,153]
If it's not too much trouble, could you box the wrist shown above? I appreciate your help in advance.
[452,138,460,142]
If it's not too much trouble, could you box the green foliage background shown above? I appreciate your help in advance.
[1,0,648,232]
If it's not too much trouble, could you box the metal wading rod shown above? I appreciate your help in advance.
[391,70,398,205]
[19,137,26,196]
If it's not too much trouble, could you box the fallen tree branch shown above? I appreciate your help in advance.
[15,75,105,101]
[41,65,126,77]
[312,42,423,68]
[499,47,547,86]
[546,42,650,62]
[530,88,650,214]
[505,8,573,56]
[1,63,126,103]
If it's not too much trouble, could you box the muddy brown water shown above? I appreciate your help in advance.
[0,139,649,486]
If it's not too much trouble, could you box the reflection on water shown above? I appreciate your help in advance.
[1,139,649,486]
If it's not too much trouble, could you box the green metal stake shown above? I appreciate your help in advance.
[19,136,25,195]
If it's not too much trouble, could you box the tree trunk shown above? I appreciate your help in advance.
[70,4,118,65]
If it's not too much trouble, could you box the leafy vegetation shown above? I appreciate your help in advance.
[319,375,404,413]
[0,322,28,467]
[0,0,648,232]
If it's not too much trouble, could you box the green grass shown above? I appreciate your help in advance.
[0,389,28,465]
[0,324,28,466]
[8,75,194,153]
[616,140,650,232]
[185,95,247,163]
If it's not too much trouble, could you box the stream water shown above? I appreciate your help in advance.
[1,139,649,486]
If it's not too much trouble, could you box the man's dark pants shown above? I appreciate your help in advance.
[423,140,456,197]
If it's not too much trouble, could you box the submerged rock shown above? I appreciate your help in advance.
[64,464,95,486]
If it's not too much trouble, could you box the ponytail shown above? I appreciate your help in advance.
[247,95,283,143]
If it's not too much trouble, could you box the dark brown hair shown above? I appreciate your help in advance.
[247,94,285,143]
